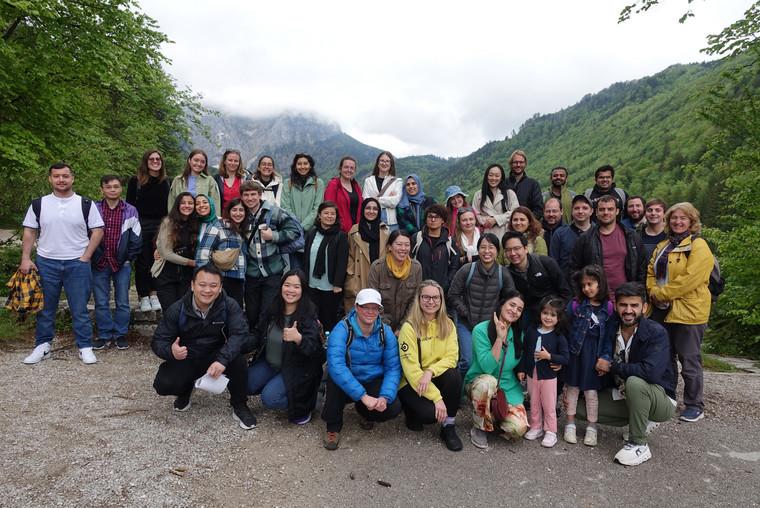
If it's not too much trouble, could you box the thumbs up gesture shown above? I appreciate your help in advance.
[171,337,188,360]
[282,320,302,344]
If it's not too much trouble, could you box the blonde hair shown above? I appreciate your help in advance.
[508,149,528,166]
[665,202,701,235]
[404,280,454,340]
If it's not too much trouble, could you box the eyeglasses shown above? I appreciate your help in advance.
[420,295,441,303]
[504,247,524,254]
[426,214,442,220]
[148,157,162,162]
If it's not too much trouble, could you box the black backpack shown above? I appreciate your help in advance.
[31,196,92,231]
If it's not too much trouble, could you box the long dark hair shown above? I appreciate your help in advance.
[573,264,609,303]
[290,153,317,189]
[181,149,209,179]
[268,270,317,329]
[137,149,166,186]
[486,290,525,359]
[223,198,248,235]
[479,164,512,213]
[167,192,199,250]
[372,151,396,177]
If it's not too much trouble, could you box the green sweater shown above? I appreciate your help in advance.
[280,177,325,232]
[464,320,524,405]
[167,173,222,216]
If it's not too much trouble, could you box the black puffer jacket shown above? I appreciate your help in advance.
[411,226,460,292]
[250,307,326,420]
[152,291,248,366]
[569,225,646,283]
[448,261,515,329]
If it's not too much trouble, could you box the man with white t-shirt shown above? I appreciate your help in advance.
[20,163,104,365]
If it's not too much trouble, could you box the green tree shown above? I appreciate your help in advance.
[0,0,204,220]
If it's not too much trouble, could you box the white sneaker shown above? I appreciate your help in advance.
[79,347,97,364]
[23,343,51,364]
[622,421,661,441]
[524,428,544,441]
[564,424,577,444]
[541,431,558,448]
[140,297,152,312]
[584,426,598,447]
[150,295,162,311]
[615,442,652,466]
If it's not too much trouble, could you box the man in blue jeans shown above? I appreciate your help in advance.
[91,175,142,350]
[21,163,104,365]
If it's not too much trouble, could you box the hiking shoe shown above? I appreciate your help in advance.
[79,347,97,365]
[139,296,152,312]
[173,394,192,412]
[405,417,424,432]
[615,442,652,466]
[23,343,51,364]
[564,423,577,444]
[524,428,544,441]
[92,339,109,350]
[290,413,312,425]
[232,404,257,430]
[115,336,129,350]
[541,431,558,448]
[150,295,162,312]
[622,421,661,441]
[679,408,704,422]
[470,427,488,449]
[584,426,598,447]
[323,431,340,450]
[358,418,375,431]
[440,424,463,451]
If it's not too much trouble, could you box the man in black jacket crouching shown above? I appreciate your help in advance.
[152,264,256,429]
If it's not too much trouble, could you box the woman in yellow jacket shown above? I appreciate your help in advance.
[397,280,463,451]
[646,202,714,423]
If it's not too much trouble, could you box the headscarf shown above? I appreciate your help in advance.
[359,198,382,262]
[398,174,427,231]
[196,194,217,224]
[312,215,342,279]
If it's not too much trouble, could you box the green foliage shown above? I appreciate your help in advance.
[0,0,205,222]
[0,244,23,297]
[0,308,35,342]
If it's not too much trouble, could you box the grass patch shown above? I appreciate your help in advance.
[0,309,35,342]
[703,354,738,372]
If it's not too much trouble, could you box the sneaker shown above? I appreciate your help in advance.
[23,343,51,364]
[524,428,544,441]
[470,427,488,449]
[150,295,162,312]
[323,431,340,450]
[139,296,152,312]
[440,424,463,451]
[290,413,312,425]
[622,421,661,441]
[358,417,375,431]
[615,442,652,466]
[564,423,577,444]
[584,426,598,447]
[405,417,424,432]
[232,404,257,430]
[541,431,558,448]
[92,339,109,350]
[679,407,704,422]
[79,347,97,364]
[115,336,129,350]
[173,394,192,412]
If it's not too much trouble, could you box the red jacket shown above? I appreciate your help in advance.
[324,177,363,233]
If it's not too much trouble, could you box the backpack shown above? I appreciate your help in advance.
[684,237,725,301]
[342,316,386,367]
[31,196,92,231]
[264,207,305,254]
[584,187,626,208]
[465,262,503,293]
[411,231,458,259]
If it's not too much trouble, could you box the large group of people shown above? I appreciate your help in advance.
[18,148,717,466]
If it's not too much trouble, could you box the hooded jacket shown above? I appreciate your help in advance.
[570,224,646,284]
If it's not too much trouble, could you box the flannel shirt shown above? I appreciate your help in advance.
[5,269,44,314]
[97,201,124,272]
[195,219,246,280]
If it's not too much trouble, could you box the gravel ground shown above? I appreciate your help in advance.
[2,337,759,507]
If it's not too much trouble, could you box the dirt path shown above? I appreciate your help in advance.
[2,339,759,507]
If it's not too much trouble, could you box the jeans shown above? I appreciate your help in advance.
[92,262,132,339]
[456,322,473,377]
[35,255,93,348]
[247,358,288,410]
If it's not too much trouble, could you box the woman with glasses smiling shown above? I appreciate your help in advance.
[397,280,463,451]
[363,151,403,231]
[410,204,460,294]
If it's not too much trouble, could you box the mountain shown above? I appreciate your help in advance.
[190,113,383,175]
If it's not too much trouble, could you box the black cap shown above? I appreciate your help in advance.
[572,194,591,206]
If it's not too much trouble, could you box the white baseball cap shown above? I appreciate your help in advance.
[355,288,383,309]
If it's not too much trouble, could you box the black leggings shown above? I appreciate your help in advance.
[134,218,161,297]
[154,263,192,312]
[223,277,244,310]
[309,287,344,333]
[398,368,461,423]
[321,376,402,432]
[153,354,249,406]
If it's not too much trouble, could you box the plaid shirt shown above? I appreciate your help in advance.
[5,269,44,314]
[96,200,125,272]
[195,219,246,280]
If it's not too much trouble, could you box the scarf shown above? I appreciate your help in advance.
[398,174,427,230]
[196,194,217,224]
[654,231,691,280]
[359,198,382,262]
[558,185,573,224]
[312,221,341,279]
[386,253,412,280]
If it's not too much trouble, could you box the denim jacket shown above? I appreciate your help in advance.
[567,298,614,360]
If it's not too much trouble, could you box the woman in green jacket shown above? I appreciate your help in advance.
[168,149,222,215]
[281,153,325,271]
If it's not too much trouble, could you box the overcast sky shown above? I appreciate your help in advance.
[140,0,752,157]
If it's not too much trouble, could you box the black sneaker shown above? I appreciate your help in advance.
[115,336,129,350]
[358,417,375,431]
[440,424,463,451]
[173,394,192,412]
[92,339,109,350]
[405,416,424,432]
[232,404,257,430]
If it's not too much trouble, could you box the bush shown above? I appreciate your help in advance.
[0,244,23,297]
